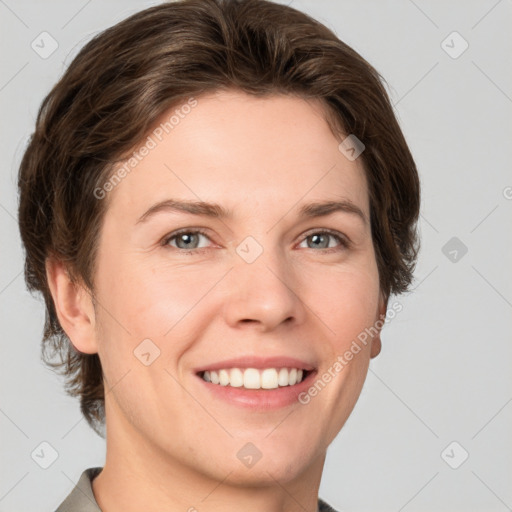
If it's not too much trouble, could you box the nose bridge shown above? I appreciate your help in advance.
[222,232,304,329]
[235,233,288,289]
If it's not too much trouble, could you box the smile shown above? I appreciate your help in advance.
[200,367,309,389]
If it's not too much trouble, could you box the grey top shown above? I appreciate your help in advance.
[55,467,340,512]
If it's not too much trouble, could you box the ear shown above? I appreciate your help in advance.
[370,291,387,359]
[45,257,98,354]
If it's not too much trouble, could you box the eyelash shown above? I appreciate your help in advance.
[161,228,351,254]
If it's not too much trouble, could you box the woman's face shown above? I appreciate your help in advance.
[91,89,386,484]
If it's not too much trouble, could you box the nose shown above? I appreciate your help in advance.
[221,243,306,332]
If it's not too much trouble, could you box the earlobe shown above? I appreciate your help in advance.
[370,292,387,359]
[45,258,98,354]
[370,335,382,359]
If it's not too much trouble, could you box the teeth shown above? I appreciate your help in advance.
[229,368,244,387]
[201,367,305,389]
[219,369,230,386]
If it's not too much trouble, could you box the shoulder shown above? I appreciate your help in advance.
[54,467,103,512]
[318,496,341,512]
[54,468,339,512]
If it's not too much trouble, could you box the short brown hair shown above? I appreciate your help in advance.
[17,0,420,437]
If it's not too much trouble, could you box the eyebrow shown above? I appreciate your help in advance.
[136,198,367,225]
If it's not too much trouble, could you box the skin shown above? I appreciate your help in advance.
[47,89,387,512]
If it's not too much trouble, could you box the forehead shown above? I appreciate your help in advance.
[104,89,369,220]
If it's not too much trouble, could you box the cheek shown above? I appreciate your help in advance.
[95,253,207,336]
[303,259,380,348]
[93,259,218,383]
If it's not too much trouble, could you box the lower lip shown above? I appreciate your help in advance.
[195,371,317,410]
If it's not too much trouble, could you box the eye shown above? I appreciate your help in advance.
[161,228,351,254]
[162,228,212,252]
[298,229,350,252]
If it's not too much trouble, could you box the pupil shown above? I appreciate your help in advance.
[311,234,327,248]
[179,233,196,248]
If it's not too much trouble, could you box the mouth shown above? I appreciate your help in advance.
[192,355,318,409]
[196,367,313,390]
[194,365,318,410]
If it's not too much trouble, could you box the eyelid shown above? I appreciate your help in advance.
[301,228,351,248]
[161,227,213,249]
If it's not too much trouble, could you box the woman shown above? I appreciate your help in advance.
[17,0,420,510]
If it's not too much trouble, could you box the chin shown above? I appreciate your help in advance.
[218,438,319,486]
[215,457,310,488]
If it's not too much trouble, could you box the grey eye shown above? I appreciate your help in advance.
[165,230,210,250]
[307,233,331,249]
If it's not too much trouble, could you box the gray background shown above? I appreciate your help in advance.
[1,1,511,511]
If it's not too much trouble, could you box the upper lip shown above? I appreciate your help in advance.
[193,356,317,373]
